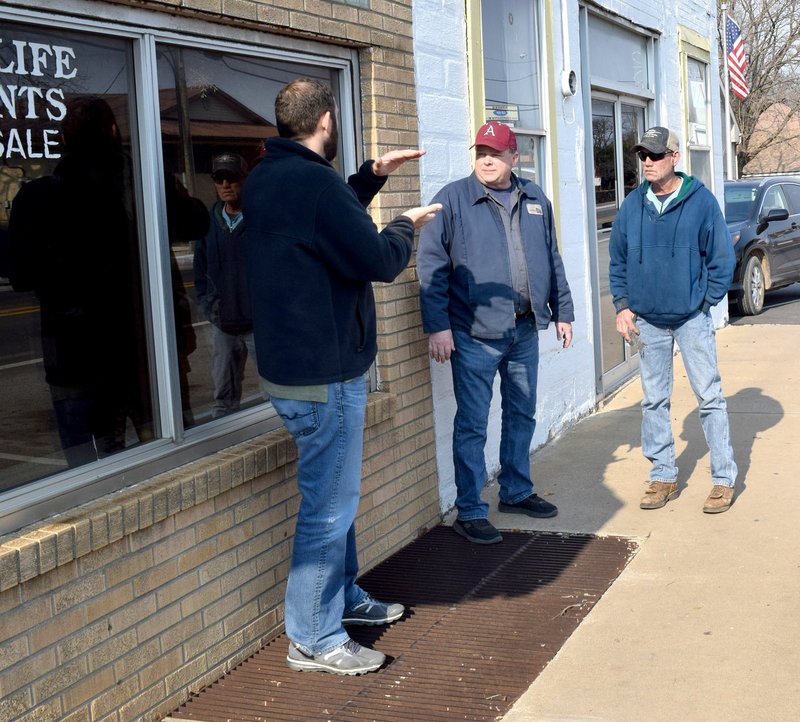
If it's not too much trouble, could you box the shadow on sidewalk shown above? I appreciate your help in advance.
[678,385,782,503]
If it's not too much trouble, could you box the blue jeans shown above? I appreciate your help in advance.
[270,377,371,654]
[638,313,737,487]
[450,318,539,520]
[211,326,256,418]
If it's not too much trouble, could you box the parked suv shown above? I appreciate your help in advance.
[724,177,800,315]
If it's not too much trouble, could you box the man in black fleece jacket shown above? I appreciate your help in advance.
[242,78,440,676]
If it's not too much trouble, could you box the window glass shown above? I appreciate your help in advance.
[686,57,711,187]
[762,185,788,214]
[592,99,617,229]
[482,0,542,131]
[689,149,712,188]
[780,183,800,214]
[514,133,540,184]
[0,22,153,492]
[687,58,708,146]
[0,15,358,528]
[621,104,645,197]
[155,45,337,427]
[724,183,758,222]
[588,15,650,93]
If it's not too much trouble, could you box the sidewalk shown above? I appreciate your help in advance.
[489,323,800,722]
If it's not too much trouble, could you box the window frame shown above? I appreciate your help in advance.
[0,2,363,534]
[679,28,714,191]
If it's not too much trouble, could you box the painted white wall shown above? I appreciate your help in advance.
[412,0,725,515]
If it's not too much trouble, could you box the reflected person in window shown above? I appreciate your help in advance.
[194,152,257,419]
[8,96,152,466]
[242,78,441,676]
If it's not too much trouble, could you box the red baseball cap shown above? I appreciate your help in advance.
[471,121,517,152]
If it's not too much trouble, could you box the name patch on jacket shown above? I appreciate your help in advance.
[526,203,543,215]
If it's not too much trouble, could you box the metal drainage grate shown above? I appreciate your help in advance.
[167,526,637,722]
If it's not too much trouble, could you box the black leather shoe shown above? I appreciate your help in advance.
[498,494,558,518]
[452,518,503,544]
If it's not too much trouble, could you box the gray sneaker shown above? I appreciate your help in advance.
[343,594,404,626]
[286,638,385,675]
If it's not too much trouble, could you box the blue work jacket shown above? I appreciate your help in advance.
[418,172,574,339]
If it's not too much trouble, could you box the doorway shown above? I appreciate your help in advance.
[589,95,647,393]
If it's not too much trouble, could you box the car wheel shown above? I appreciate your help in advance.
[740,255,765,315]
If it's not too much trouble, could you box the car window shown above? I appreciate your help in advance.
[761,185,789,216]
[724,185,758,223]
[781,183,800,215]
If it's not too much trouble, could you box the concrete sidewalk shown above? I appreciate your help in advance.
[489,323,800,722]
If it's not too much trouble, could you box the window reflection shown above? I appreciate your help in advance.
[0,24,152,491]
[515,134,538,183]
[621,105,645,197]
[687,58,711,187]
[592,100,617,229]
[155,45,335,427]
[0,20,353,504]
[482,0,541,130]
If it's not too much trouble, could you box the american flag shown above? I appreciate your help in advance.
[726,16,750,100]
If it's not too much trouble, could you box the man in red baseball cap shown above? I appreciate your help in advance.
[418,121,575,545]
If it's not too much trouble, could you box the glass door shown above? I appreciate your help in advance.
[590,95,646,391]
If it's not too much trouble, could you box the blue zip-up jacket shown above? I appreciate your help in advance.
[609,173,734,326]
[417,172,574,339]
[242,137,413,386]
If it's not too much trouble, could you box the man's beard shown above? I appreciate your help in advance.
[323,114,339,162]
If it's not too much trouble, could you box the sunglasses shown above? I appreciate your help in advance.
[212,172,242,184]
[637,150,673,162]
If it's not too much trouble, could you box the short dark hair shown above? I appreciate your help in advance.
[63,96,121,152]
[275,78,336,140]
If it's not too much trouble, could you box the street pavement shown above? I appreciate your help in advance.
[485,303,800,721]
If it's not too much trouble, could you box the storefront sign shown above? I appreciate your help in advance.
[0,38,74,159]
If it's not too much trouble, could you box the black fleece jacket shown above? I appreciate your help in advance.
[242,137,414,386]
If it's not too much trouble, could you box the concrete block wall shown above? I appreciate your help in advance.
[0,1,440,720]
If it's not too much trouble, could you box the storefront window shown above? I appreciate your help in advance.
[155,45,337,428]
[0,22,152,492]
[481,0,545,185]
[0,10,356,529]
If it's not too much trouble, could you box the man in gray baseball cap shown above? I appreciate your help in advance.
[609,125,738,514]
[194,151,257,419]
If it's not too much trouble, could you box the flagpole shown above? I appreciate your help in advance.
[721,3,734,179]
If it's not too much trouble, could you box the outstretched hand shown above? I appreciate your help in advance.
[372,148,426,177]
[401,203,443,228]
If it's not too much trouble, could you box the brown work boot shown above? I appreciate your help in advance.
[639,481,679,509]
[703,485,734,514]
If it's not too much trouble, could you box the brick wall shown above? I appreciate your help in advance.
[1,392,439,721]
[0,1,439,720]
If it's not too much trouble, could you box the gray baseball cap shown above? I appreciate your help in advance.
[633,127,680,154]
[212,152,248,177]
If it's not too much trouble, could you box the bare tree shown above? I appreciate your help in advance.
[718,0,800,174]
